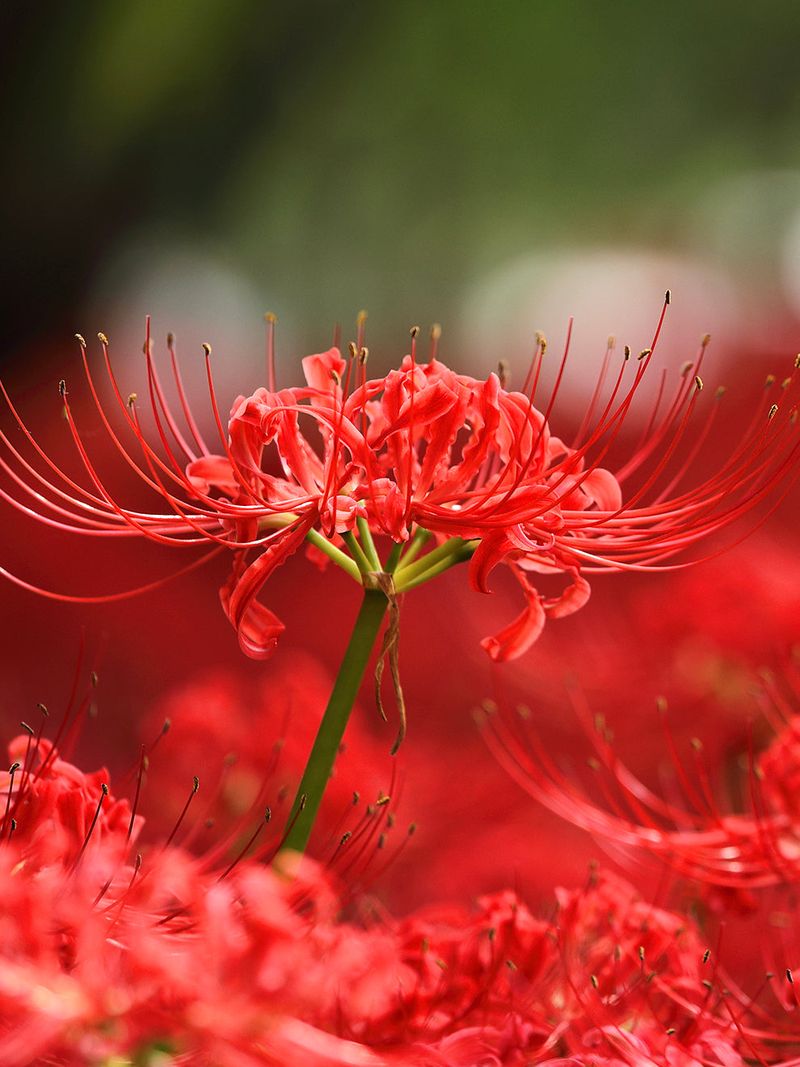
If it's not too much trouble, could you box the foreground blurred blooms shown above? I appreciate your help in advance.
[0,725,762,1066]
[1,303,799,663]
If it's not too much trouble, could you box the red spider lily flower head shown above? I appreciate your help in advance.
[479,670,800,897]
[2,302,799,662]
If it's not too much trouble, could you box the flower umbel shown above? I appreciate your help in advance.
[2,302,798,662]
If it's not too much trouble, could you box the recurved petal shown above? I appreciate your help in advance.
[468,529,514,594]
[185,455,240,497]
[543,569,591,619]
[580,467,623,512]
[301,347,347,392]
[220,518,313,659]
[480,572,546,661]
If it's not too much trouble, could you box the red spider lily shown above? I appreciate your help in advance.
[479,663,800,894]
[1,303,799,663]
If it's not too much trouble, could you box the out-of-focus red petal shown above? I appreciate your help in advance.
[580,467,623,512]
[185,455,239,496]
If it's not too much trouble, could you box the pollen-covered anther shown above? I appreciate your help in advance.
[127,393,137,408]
[765,374,776,388]
[701,332,711,348]
[665,288,671,304]
[694,375,704,391]
[497,359,510,388]
[535,331,547,354]
[638,347,651,361]
[58,379,66,397]
[768,403,779,421]
[74,333,86,348]
[264,311,277,325]
[97,332,109,345]
[348,342,358,360]
[623,344,631,359]
[202,343,212,357]
[358,345,368,365]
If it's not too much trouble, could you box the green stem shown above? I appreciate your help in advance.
[306,528,362,581]
[396,526,432,570]
[282,588,389,854]
[394,536,467,587]
[357,516,382,570]
[394,539,477,592]
[342,530,373,575]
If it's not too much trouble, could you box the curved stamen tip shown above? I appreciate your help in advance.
[409,325,420,338]
[97,332,109,346]
[680,360,693,377]
[535,331,547,353]
[765,374,776,388]
[607,335,616,349]
[701,332,711,348]
[357,309,368,326]
[167,332,175,348]
[192,775,200,793]
[795,353,800,369]
[348,342,358,360]
[623,345,631,360]
[74,333,86,348]
[100,782,109,796]
[58,379,67,397]
[768,403,779,421]
[694,375,704,392]
[359,346,369,365]
[127,393,137,408]
[264,311,278,324]
[497,359,510,387]
[430,323,442,340]
[638,348,651,361]
[664,288,671,305]
[202,343,212,357]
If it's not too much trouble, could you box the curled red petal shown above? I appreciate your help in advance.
[220,518,313,659]
[185,454,239,497]
[480,571,546,661]
[543,569,591,619]
[580,466,623,511]
[301,347,347,392]
[468,529,514,594]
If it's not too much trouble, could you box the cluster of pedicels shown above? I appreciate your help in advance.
[0,702,747,1067]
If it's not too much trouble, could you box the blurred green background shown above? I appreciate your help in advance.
[4,0,800,369]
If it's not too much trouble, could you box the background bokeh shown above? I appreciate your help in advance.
[2,2,800,914]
